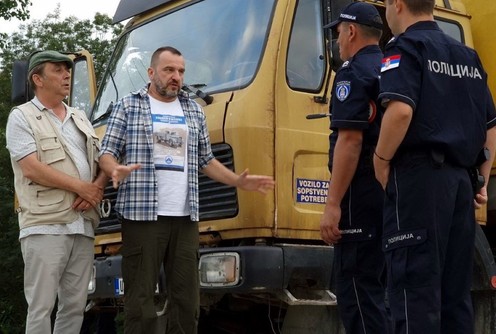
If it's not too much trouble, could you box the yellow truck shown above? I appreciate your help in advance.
[10,0,496,332]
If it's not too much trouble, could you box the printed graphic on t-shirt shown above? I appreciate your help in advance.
[152,114,187,171]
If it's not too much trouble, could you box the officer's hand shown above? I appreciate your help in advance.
[320,204,342,245]
[373,155,390,190]
[474,186,488,209]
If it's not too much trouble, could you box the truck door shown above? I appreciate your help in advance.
[274,0,338,239]
[11,50,97,111]
[69,50,98,119]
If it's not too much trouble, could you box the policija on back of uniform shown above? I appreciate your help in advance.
[321,0,496,334]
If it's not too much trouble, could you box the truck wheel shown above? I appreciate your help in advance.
[473,290,496,334]
[281,305,344,334]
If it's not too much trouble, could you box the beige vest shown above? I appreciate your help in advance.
[12,101,101,229]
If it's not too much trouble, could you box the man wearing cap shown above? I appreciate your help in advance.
[6,50,107,333]
[320,3,390,333]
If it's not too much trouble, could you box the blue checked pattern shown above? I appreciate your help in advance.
[100,85,215,221]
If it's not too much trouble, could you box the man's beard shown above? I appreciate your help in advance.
[154,80,178,98]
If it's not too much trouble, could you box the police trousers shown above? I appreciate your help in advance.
[121,216,199,334]
[383,153,475,334]
[334,170,390,334]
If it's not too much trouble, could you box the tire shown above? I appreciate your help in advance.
[281,305,344,334]
[473,290,496,334]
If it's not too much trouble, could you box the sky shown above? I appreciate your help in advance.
[0,0,121,35]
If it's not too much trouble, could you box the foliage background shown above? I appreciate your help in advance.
[0,3,122,332]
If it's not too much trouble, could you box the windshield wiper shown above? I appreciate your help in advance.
[92,102,113,125]
[182,84,213,105]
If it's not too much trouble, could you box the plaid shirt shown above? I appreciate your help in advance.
[100,85,215,222]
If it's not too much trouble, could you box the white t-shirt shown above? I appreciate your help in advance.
[150,96,190,216]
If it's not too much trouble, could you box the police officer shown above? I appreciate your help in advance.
[320,3,390,333]
[374,0,496,333]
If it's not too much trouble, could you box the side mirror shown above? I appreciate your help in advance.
[330,39,343,73]
[11,60,32,104]
[326,0,350,73]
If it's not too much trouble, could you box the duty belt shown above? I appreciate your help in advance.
[393,147,485,197]
[392,148,449,168]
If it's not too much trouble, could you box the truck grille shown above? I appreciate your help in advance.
[95,143,238,234]
[95,184,120,234]
[199,143,238,220]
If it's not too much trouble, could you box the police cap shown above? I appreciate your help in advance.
[324,2,383,30]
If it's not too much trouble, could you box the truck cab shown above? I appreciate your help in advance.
[11,0,496,332]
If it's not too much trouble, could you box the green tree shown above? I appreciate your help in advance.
[0,0,31,50]
[0,7,122,333]
[0,0,31,20]
[1,6,123,84]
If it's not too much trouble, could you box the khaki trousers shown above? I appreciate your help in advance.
[21,234,94,334]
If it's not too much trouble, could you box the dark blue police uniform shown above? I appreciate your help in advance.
[329,44,390,334]
[379,21,496,334]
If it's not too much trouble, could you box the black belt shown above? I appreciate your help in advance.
[394,148,485,197]
[393,148,449,168]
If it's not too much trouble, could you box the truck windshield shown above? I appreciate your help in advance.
[91,0,275,122]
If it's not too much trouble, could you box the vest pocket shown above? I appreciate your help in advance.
[39,134,66,164]
[91,134,100,150]
[91,134,100,173]
[29,185,74,214]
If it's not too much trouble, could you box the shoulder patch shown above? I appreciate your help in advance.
[368,100,377,123]
[336,81,351,102]
[381,55,401,72]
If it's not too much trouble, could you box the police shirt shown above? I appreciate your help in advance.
[329,44,383,171]
[379,21,496,167]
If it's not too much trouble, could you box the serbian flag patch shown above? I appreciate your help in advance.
[381,55,401,72]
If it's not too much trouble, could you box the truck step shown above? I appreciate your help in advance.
[279,289,337,306]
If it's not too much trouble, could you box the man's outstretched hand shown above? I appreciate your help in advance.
[111,164,141,189]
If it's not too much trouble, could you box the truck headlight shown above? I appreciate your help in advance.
[199,252,240,287]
